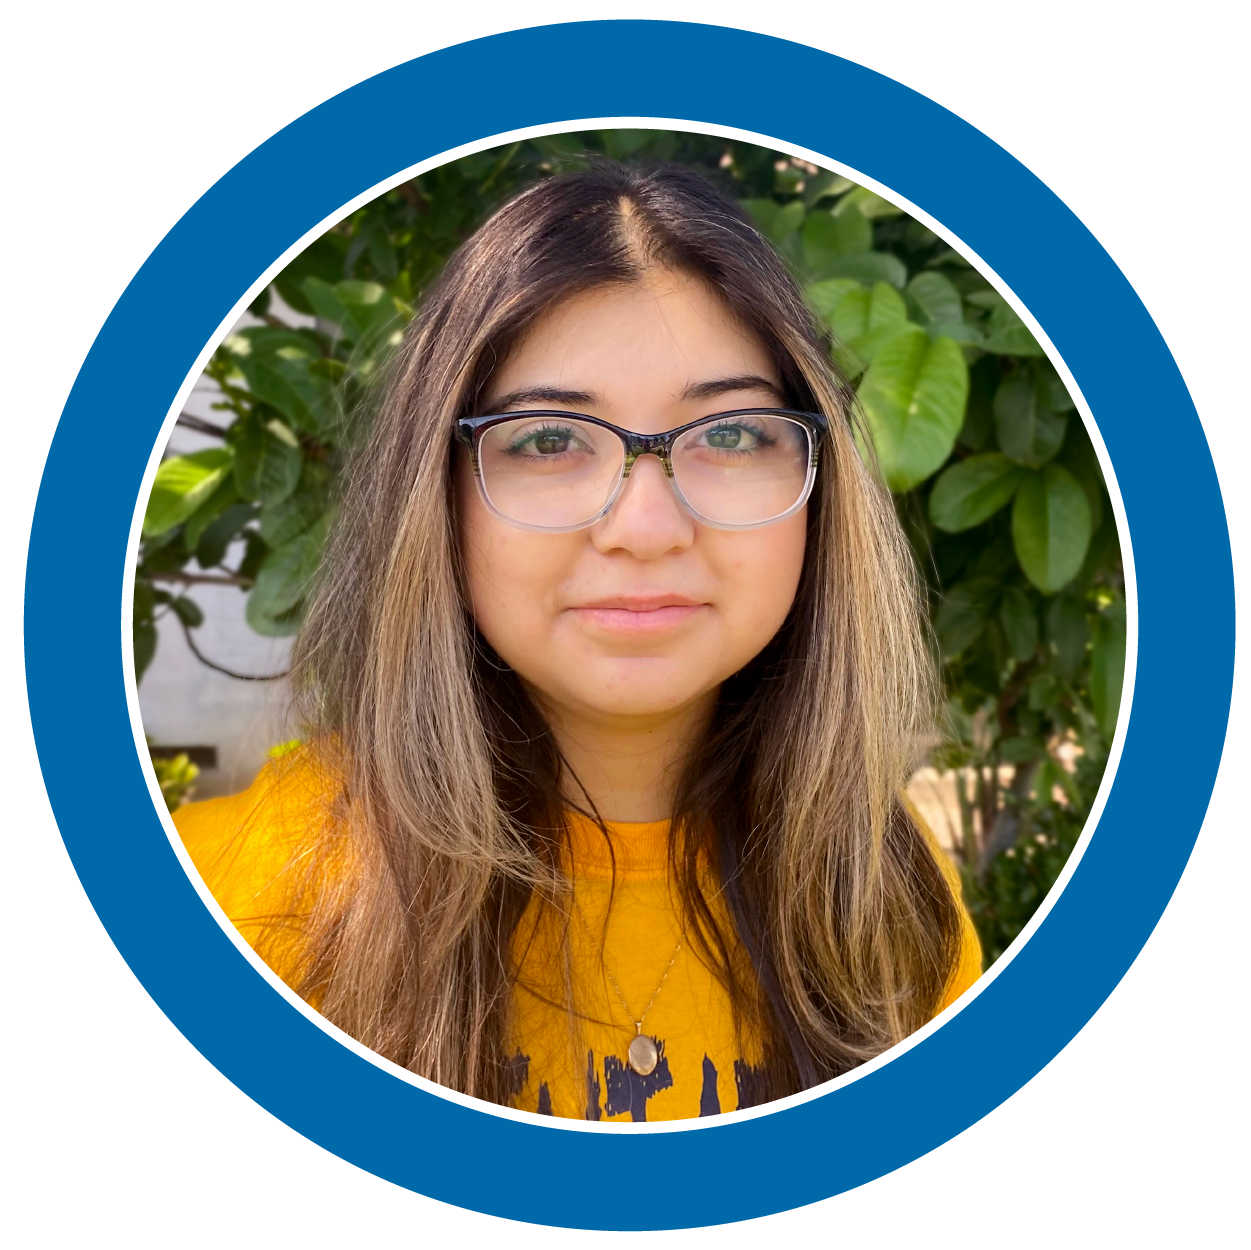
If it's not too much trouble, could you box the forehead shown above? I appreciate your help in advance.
[484,270,780,411]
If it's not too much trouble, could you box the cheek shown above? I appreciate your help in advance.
[457,457,576,662]
[721,513,808,640]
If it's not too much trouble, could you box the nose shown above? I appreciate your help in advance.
[589,453,695,558]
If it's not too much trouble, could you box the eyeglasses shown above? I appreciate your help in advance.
[455,408,828,533]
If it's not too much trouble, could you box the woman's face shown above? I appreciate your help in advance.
[457,268,808,724]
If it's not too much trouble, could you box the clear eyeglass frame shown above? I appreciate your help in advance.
[453,407,830,534]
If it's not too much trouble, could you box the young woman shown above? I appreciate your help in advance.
[174,160,981,1123]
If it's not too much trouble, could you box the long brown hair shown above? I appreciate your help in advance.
[282,158,962,1106]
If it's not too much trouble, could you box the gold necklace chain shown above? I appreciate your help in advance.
[570,894,684,1076]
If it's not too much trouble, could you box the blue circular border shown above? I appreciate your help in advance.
[25,20,1233,1230]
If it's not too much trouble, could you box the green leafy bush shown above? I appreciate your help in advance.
[150,750,199,813]
[962,792,1084,966]
[134,131,1124,947]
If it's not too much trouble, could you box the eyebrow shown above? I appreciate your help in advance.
[489,375,784,413]
[489,386,599,412]
[680,374,785,402]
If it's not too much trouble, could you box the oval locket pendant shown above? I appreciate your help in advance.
[627,1033,659,1076]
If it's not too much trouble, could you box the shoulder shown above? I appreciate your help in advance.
[902,796,984,1014]
[173,743,345,943]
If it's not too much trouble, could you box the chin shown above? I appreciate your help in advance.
[583,694,704,719]
[562,658,719,720]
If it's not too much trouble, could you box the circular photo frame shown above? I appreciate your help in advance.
[25,20,1233,1231]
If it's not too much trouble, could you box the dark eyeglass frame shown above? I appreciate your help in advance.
[454,407,830,533]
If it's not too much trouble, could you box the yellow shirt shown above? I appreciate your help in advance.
[173,754,982,1122]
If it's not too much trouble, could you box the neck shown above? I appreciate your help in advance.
[532,689,719,823]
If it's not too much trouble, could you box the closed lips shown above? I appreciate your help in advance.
[575,595,705,611]
[568,595,710,632]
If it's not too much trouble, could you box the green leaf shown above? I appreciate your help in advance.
[182,472,240,552]
[994,369,1069,466]
[820,251,908,289]
[1078,515,1118,585]
[249,287,272,318]
[958,362,997,451]
[133,579,156,624]
[234,423,302,506]
[134,619,157,682]
[910,275,985,347]
[1057,426,1106,536]
[742,198,804,246]
[773,199,807,239]
[260,486,328,549]
[803,171,854,205]
[806,278,862,322]
[266,418,300,448]
[983,303,1044,356]
[973,530,1018,578]
[741,198,779,238]
[929,453,1028,532]
[831,206,873,256]
[196,501,255,569]
[272,232,349,315]
[1036,359,1076,412]
[367,232,398,280]
[907,272,963,328]
[1012,466,1093,593]
[245,514,330,636]
[600,128,655,158]
[859,331,970,492]
[833,187,904,219]
[964,290,1004,310]
[805,276,865,332]
[998,587,1039,661]
[171,595,204,628]
[998,736,1042,763]
[298,275,352,329]
[223,326,319,365]
[224,327,332,433]
[142,448,233,538]
[236,531,268,583]
[928,321,985,346]
[935,577,999,658]
[837,283,912,369]
[1028,672,1061,711]
[822,284,869,343]
[1046,594,1091,679]
[802,208,871,270]
[862,282,909,330]
[813,282,908,375]
[333,279,398,343]
[1091,603,1127,736]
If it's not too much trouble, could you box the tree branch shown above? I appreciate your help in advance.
[150,570,255,589]
[178,617,288,682]
[177,413,230,438]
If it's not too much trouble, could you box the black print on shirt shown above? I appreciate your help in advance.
[513,1039,768,1118]
[586,1049,602,1121]
[502,1051,530,1102]
[699,1055,721,1116]
[603,1038,674,1121]
[733,1058,769,1109]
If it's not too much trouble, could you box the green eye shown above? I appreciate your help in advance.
[705,426,744,449]
[531,431,570,455]
[505,424,579,456]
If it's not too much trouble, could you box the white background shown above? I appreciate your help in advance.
[5,3,1247,1245]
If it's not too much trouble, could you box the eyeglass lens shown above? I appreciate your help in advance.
[476,413,812,528]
